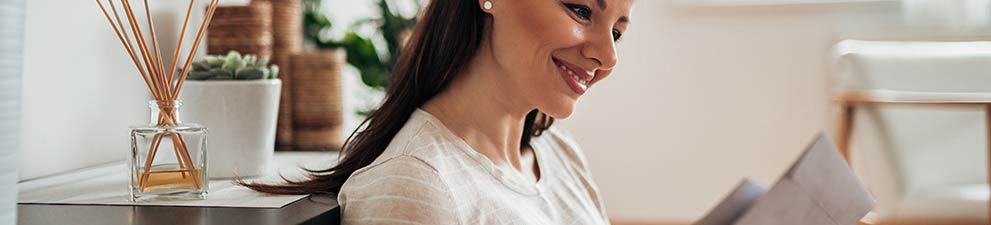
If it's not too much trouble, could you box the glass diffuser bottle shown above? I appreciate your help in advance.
[129,100,208,202]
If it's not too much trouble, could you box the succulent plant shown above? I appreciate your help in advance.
[186,51,279,80]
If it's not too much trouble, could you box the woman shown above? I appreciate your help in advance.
[245,0,632,224]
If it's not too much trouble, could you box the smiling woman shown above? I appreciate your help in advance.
[241,0,633,224]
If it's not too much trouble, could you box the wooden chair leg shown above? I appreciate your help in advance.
[837,102,855,163]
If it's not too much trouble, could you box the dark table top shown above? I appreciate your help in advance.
[18,195,340,225]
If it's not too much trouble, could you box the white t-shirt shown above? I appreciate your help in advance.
[338,109,610,225]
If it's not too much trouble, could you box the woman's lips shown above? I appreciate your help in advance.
[553,57,594,95]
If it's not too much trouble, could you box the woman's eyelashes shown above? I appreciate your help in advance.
[563,2,623,42]
[564,3,592,21]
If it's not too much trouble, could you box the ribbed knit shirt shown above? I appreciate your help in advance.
[337,109,610,225]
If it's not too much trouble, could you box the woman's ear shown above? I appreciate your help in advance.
[479,0,494,13]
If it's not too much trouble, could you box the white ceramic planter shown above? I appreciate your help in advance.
[180,79,282,178]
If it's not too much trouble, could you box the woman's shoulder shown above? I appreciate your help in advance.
[337,119,460,204]
[346,109,471,182]
[337,112,468,223]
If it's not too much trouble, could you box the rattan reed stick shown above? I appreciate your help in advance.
[119,0,165,99]
[166,0,196,86]
[116,0,165,101]
[96,0,157,99]
[125,0,166,100]
[171,133,200,188]
[142,0,169,97]
[138,133,164,187]
[172,0,218,100]
[108,0,162,100]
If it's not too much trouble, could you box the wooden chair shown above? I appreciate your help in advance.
[835,90,991,225]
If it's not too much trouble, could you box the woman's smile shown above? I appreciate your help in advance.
[552,57,595,95]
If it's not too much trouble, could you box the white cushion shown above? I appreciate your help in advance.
[895,184,989,221]
[833,40,991,92]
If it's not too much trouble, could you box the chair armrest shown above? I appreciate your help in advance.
[835,90,991,106]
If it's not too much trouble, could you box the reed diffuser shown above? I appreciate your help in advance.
[96,0,219,201]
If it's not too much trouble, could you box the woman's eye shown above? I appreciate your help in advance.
[565,4,592,21]
[612,29,623,42]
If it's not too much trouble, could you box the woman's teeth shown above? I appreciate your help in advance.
[560,65,588,88]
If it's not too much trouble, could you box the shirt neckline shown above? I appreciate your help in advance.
[412,108,550,195]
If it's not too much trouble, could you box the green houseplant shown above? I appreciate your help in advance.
[302,0,419,91]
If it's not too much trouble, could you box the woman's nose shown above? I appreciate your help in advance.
[580,30,618,70]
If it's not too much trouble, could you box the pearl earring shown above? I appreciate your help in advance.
[483,1,493,10]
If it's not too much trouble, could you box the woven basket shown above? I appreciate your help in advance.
[290,49,345,150]
[206,2,273,57]
[254,0,304,149]
[268,0,303,52]
[293,127,343,151]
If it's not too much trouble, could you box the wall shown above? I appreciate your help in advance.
[18,0,247,180]
[561,0,990,222]
[20,0,147,180]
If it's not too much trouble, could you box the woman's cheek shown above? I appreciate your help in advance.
[518,9,583,47]
[545,18,586,47]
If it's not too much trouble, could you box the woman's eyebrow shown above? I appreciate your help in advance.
[595,0,631,24]
[618,16,629,24]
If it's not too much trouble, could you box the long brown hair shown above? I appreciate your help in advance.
[242,0,554,195]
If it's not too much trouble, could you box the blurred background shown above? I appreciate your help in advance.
[12,0,991,224]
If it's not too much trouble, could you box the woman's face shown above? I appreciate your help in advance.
[484,0,632,118]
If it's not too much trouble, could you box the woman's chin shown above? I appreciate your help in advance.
[539,102,577,119]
